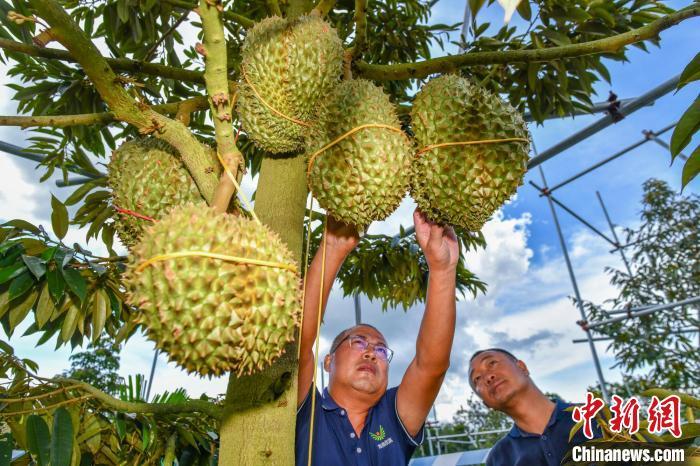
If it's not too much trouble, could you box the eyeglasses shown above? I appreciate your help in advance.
[333,334,394,363]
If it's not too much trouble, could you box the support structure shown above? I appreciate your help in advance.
[537,165,610,401]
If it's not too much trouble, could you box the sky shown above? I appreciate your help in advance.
[0,1,698,426]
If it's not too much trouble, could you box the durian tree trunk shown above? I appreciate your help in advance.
[218,155,308,465]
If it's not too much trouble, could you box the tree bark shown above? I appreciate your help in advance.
[218,155,308,465]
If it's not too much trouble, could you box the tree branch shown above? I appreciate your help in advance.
[355,6,700,80]
[0,38,205,84]
[351,0,367,59]
[54,378,223,421]
[266,0,282,17]
[312,0,336,16]
[0,96,210,128]
[199,0,242,214]
[161,0,255,28]
[29,0,221,204]
[144,8,191,62]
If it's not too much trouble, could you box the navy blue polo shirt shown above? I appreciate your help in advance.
[486,399,597,466]
[296,386,424,465]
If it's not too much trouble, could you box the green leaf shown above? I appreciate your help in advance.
[681,146,699,189]
[60,303,80,343]
[26,415,51,466]
[51,195,69,240]
[0,432,12,466]
[47,267,66,303]
[22,255,46,280]
[0,263,27,285]
[9,271,34,301]
[35,283,56,329]
[9,289,39,332]
[50,408,74,466]
[670,97,700,159]
[91,290,108,342]
[516,0,531,21]
[61,267,86,303]
[1,219,40,234]
[677,52,700,90]
[64,181,97,206]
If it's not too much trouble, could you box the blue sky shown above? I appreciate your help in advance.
[0,1,698,423]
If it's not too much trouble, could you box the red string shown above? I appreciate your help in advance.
[114,205,156,222]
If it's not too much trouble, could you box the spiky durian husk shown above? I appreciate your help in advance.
[410,75,530,231]
[108,138,217,248]
[307,79,412,227]
[124,203,302,377]
[237,15,343,153]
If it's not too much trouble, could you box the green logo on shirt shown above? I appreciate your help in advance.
[369,425,386,442]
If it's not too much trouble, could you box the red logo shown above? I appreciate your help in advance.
[572,392,605,439]
[647,395,681,438]
[609,395,640,435]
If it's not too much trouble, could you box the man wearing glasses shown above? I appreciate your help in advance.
[296,210,459,465]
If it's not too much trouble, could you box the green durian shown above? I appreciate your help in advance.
[124,203,302,377]
[307,79,412,227]
[238,15,343,153]
[410,75,530,231]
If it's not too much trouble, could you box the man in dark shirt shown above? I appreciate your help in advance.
[296,211,459,465]
[469,348,594,466]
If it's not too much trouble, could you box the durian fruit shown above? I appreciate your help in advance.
[307,79,413,227]
[108,138,218,248]
[124,203,302,377]
[410,75,530,231]
[237,15,343,153]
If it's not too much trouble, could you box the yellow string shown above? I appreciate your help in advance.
[215,150,261,225]
[135,250,297,274]
[307,218,328,466]
[240,65,311,127]
[306,123,407,180]
[297,194,315,359]
[415,137,529,157]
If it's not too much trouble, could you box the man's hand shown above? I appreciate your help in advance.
[413,209,459,274]
[324,215,360,256]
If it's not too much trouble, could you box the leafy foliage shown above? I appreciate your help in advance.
[0,217,134,350]
[61,335,122,396]
[0,345,219,465]
[671,52,700,188]
[581,179,699,389]
[460,0,674,122]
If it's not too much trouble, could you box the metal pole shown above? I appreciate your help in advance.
[647,135,688,161]
[146,349,158,401]
[585,296,700,331]
[523,98,644,123]
[528,74,681,169]
[596,191,633,276]
[0,140,103,179]
[538,165,610,401]
[320,361,325,390]
[573,328,697,344]
[353,292,362,325]
[458,1,470,52]
[530,181,616,247]
[545,123,676,193]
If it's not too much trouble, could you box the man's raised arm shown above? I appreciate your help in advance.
[297,217,359,407]
[397,210,459,436]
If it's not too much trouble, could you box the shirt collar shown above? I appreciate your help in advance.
[508,399,568,438]
[321,387,341,411]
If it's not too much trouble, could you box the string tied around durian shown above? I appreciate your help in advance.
[306,123,408,182]
[134,250,298,274]
[415,137,530,157]
[240,65,312,127]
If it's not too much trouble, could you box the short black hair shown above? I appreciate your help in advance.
[468,348,519,389]
[329,324,383,354]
